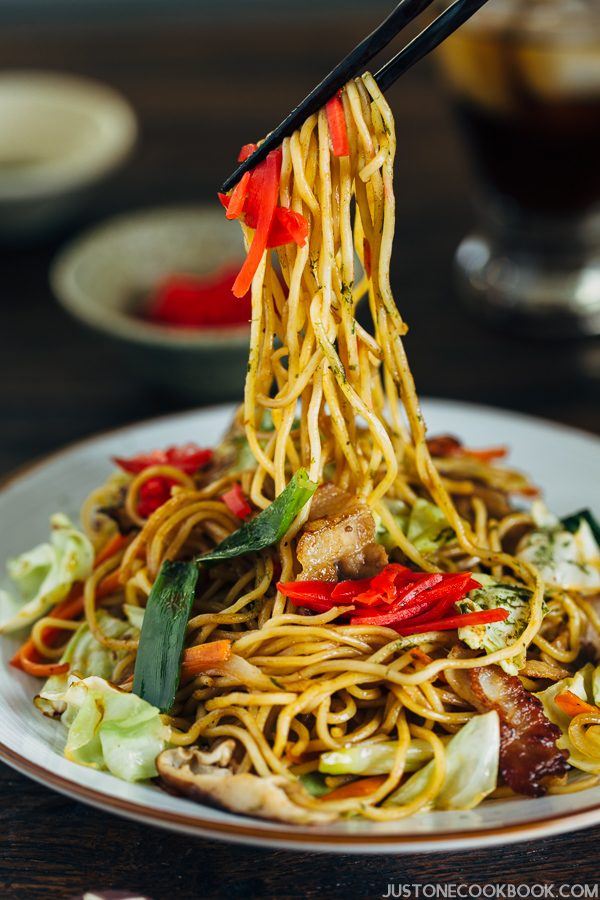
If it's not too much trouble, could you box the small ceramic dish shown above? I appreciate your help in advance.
[50,205,250,402]
[0,70,137,239]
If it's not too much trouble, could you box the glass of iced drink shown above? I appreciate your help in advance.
[437,0,600,335]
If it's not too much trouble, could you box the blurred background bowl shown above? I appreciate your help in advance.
[0,70,137,240]
[50,205,250,403]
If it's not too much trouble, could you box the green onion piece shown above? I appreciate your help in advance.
[197,468,317,565]
[132,560,199,712]
[299,771,331,797]
[561,508,600,545]
[132,470,316,710]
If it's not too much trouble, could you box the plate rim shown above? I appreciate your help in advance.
[2,736,600,853]
[1,399,600,852]
[3,396,599,494]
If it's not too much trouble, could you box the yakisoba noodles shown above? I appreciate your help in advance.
[4,73,600,823]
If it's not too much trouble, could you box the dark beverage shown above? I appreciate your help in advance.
[436,0,600,337]
[438,1,600,218]
[457,93,600,217]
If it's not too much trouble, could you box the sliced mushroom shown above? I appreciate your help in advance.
[519,660,572,681]
[34,692,66,718]
[157,746,334,824]
[182,740,236,769]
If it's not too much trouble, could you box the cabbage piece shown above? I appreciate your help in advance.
[386,712,500,810]
[319,739,433,776]
[377,498,453,555]
[518,502,600,591]
[0,514,93,634]
[123,604,145,630]
[35,611,138,716]
[456,574,533,676]
[536,665,600,774]
[593,668,600,707]
[562,509,600,546]
[531,501,560,530]
[375,499,408,551]
[63,612,135,680]
[58,675,169,781]
[407,499,453,555]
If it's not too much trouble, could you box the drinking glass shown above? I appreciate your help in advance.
[436,0,600,335]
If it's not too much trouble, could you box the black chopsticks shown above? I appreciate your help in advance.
[375,0,490,92]
[220,0,489,193]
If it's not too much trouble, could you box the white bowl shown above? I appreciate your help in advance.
[0,70,137,238]
[50,205,251,402]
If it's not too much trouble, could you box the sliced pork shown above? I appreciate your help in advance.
[469,665,568,796]
[296,484,387,581]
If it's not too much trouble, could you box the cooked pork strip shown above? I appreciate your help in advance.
[297,484,387,581]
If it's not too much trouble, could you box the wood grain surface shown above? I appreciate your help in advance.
[0,11,599,899]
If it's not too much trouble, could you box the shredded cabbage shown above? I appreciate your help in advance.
[35,611,138,716]
[457,574,533,675]
[376,500,408,551]
[0,514,93,634]
[407,499,453,555]
[377,499,453,555]
[50,675,169,782]
[518,502,600,591]
[593,668,600,707]
[536,664,600,775]
[319,739,433,776]
[123,604,145,630]
[386,712,500,810]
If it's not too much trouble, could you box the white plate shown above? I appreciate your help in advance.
[1,399,599,853]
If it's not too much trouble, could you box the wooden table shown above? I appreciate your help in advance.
[0,13,599,899]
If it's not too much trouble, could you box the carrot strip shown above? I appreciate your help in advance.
[181,640,232,676]
[410,647,433,666]
[94,532,129,567]
[555,690,599,718]
[47,592,85,624]
[18,653,69,677]
[96,570,122,599]
[463,446,508,462]
[10,643,36,670]
[518,485,541,497]
[325,775,387,801]
[10,589,85,671]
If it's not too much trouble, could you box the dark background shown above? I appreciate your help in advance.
[0,6,599,898]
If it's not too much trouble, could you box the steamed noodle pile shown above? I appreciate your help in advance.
[28,74,600,817]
